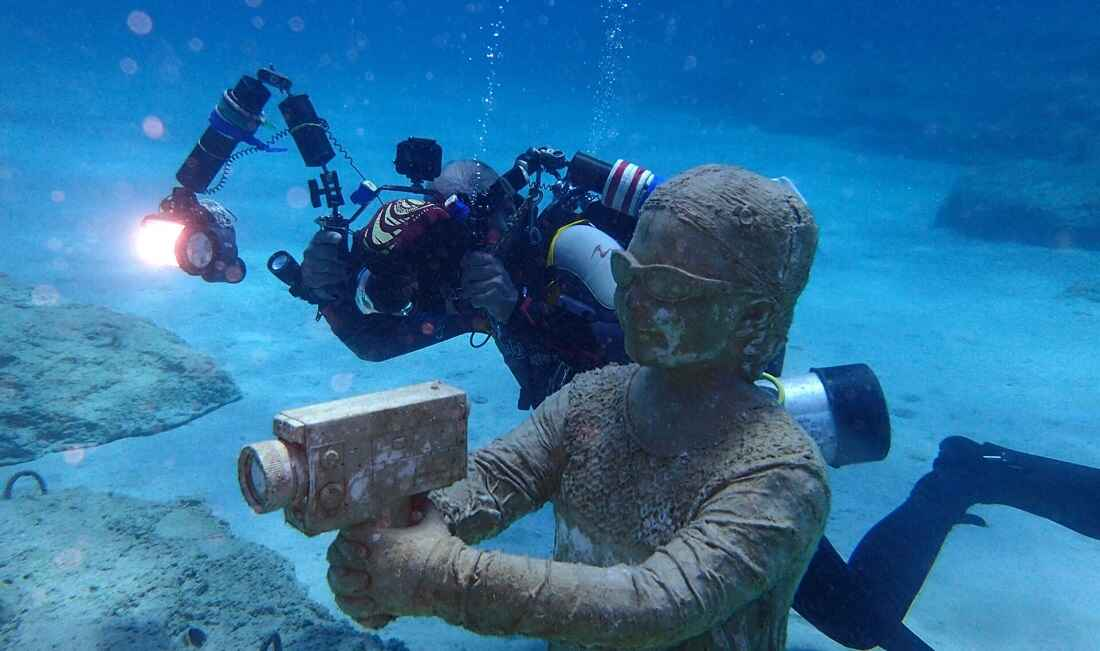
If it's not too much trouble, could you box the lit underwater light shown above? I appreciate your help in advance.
[135,218,184,266]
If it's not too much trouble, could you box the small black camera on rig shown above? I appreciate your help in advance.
[394,137,443,187]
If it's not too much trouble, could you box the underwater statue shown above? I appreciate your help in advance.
[324,164,829,650]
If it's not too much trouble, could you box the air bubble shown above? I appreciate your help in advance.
[31,285,60,306]
[288,16,305,32]
[286,186,309,208]
[587,0,635,152]
[119,57,139,75]
[50,190,65,203]
[330,373,355,393]
[53,547,84,571]
[63,446,87,466]
[188,37,205,52]
[142,115,165,140]
[474,2,511,161]
[127,10,153,35]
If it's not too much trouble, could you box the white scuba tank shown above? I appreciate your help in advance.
[545,221,623,309]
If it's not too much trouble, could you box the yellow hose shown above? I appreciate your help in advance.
[759,372,786,406]
[545,219,590,267]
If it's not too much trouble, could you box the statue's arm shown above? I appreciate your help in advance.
[416,455,830,648]
[427,387,569,544]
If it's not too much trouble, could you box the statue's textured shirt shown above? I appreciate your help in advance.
[427,364,830,650]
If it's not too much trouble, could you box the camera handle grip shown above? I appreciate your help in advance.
[373,495,415,529]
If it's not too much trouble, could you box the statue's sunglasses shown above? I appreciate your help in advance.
[610,249,734,303]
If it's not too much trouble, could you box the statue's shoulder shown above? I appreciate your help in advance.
[567,363,636,398]
[558,363,636,448]
[710,397,826,474]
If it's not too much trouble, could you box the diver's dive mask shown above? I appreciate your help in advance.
[610,248,733,303]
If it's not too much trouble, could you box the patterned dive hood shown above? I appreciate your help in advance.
[353,198,459,276]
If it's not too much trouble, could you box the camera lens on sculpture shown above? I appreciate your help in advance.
[249,454,267,497]
[238,440,298,514]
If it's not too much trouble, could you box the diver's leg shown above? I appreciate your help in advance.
[849,436,1100,624]
[844,462,971,632]
[792,537,934,650]
[962,437,1100,539]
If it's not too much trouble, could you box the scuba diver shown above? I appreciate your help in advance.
[295,156,1100,651]
[302,156,630,410]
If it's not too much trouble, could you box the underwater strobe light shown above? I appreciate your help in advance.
[136,70,287,285]
[136,187,246,283]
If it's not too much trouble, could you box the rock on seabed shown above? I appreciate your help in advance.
[936,160,1100,250]
[0,488,406,650]
[0,273,241,465]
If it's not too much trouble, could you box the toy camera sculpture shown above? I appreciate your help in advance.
[238,381,467,535]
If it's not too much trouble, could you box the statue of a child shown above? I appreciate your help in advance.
[326,164,830,650]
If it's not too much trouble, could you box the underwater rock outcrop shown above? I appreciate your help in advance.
[936,160,1100,250]
[0,488,406,650]
[0,273,241,465]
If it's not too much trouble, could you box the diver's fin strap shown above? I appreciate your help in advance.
[208,109,288,153]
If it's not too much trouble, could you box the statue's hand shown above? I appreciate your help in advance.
[326,496,452,629]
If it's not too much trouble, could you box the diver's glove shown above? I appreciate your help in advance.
[301,229,352,305]
[460,251,519,322]
[326,496,458,629]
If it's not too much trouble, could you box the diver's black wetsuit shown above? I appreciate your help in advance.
[317,203,1100,651]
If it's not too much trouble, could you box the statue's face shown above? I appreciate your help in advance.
[613,206,744,368]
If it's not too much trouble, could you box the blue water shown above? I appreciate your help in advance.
[1,1,1098,649]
